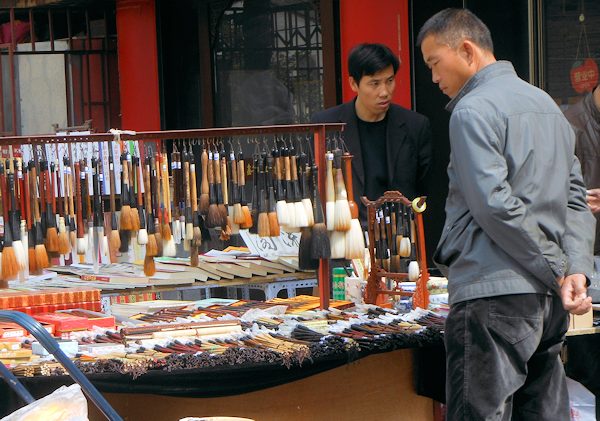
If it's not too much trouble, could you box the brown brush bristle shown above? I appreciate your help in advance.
[299,227,318,270]
[268,212,280,237]
[120,205,133,230]
[46,227,59,253]
[35,244,50,269]
[143,255,156,276]
[131,208,141,231]
[28,248,38,273]
[70,231,77,250]
[192,227,202,247]
[190,246,199,267]
[58,232,71,255]
[206,204,221,229]
[310,222,331,259]
[155,231,163,256]
[233,203,244,225]
[119,230,131,253]
[1,247,19,280]
[240,205,253,229]
[218,204,228,223]
[199,194,209,215]
[257,212,270,237]
[146,233,158,257]
[110,229,121,251]
[219,223,232,241]
[162,222,172,241]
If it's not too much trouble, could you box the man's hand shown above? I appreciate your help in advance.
[586,189,600,213]
[560,274,592,315]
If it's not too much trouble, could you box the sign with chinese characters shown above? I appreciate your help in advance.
[570,58,599,94]
[239,230,300,259]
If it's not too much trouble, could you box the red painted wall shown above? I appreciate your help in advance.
[339,0,412,108]
[116,0,161,131]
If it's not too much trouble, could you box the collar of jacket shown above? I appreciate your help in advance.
[445,60,516,112]
[339,98,407,191]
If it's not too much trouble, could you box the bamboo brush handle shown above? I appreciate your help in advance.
[121,154,129,203]
[213,153,221,185]
[137,158,144,208]
[275,155,282,181]
[74,163,84,237]
[184,159,191,209]
[237,158,245,187]
[325,153,335,202]
[201,149,209,195]
[109,156,116,213]
[144,158,152,214]
[68,164,75,218]
[229,156,238,204]
[290,155,298,182]
[220,157,228,205]
[284,153,291,182]
[161,153,171,221]
[190,162,198,213]
[24,167,31,230]
[342,154,355,202]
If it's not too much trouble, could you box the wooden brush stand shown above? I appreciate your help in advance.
[361,191,429,309]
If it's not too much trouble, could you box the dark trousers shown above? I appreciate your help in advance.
[444,293,570,420]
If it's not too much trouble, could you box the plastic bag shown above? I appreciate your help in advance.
[567,377,596,421]
[1,384,88,421]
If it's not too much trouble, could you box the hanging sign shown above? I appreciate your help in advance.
[570,58,599,94]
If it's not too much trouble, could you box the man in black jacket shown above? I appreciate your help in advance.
[311,43,432,224]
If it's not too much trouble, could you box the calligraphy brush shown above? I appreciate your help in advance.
[74,160,87,257]
[97,156,110,259]
[389,203,400,272]
[170,149,181,244]
[189,151,200,267]
[65,155,77,251]
[399,205,411,258]
[204,149,218,228]
[17,159,29,272]
[30,161,49,269]
[1,212,18,281]
[299,151,314,228]
[130,154,141,232]
[107,144,120,259]
[160,150,176,256]
[215,147,228,225]
[248,154,259,234]
[40,160,58,253]
[7,172,25,272]
[56,160,71,256]
[199,145,210,216]
[380,207,390,271]
[333,149,351,232]
[144,156,157,258]
[298,225,317,270]
[227,148,240,235]
[119,150,133,231]
[325,151,335,231]
[184,150,193,241]
[342,153,364,260]
[309,163,330,260]
[408,209,420,282]
[219,147,231,241]
[136,156,148,246]
[237,151,252,229]
[374,210,383,268]
[282,144,296,229]
[266,155,280,237]
[274,142,288,226]
[50,160,61,254]
[257,157,270,238]
[290,147,308,229]
[25,162,37,274]
[150,154,163,257]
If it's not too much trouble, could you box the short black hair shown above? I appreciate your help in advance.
[416,8,493,53]
[348,43,399,84]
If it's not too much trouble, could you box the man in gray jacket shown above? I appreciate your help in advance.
[418,8,595,420]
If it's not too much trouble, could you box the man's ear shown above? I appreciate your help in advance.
[458,40,475,66]
[349,76,359,93]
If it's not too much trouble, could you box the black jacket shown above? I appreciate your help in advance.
[311,99,432,224]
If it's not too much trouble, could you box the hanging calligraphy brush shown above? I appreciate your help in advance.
[298,225,317,270]
[282,143,296,229]
[205,147,220,229]
[290,146,308,229]
[97,155,110,259]
[274,142,288,226]
[248,154,259,235]
[1,211,18,281]
[74,161,86,257]
[266,154,280,237]
[325,151,335,231]
[107,144,120,259]
[227,147,240,235]
[40,160,58,254]
[333,149,351,232]
[25,162,37,274]
[408,209,419,282]
[212,148,226,227]
[310,162,330,260]
[184,149,193,241]
[170,149,181,244]
[299,149,314,228]
[130,154,141,232]
[144,156,157,258]
[136,156,148,245]
[237,151,252,229]
[50,160,61,254]
[160,150,176,256]
[399,205,411,258]
[189,151,200,267]
[31,160,48,269]
[151,154,163,257]
[389,203,400,272]
[381,206,391,271]
[257,153,270,238]
[342,153,365,260]
[17,159,29,273]
[7,173,25,272]
[91,157,103,272]
[65,155,77,251]
[219,146,231,241]
[199,145,210,216]
[56,160,70,256]
[119,150,133,231]
[374,210,383,268]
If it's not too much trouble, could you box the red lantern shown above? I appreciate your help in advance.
[570,58,599,94]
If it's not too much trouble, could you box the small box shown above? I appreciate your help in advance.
[32,339,79,357]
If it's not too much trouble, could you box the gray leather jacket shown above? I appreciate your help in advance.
[434,61,595,305]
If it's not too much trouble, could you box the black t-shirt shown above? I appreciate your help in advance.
[358,115,389,200]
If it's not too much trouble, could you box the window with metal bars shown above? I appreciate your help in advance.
[0,4,120,136]
[211,0,324,127]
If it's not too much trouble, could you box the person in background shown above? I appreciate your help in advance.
[564,84,600,254]
[311,43,432,224]
[418,8,594,420]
